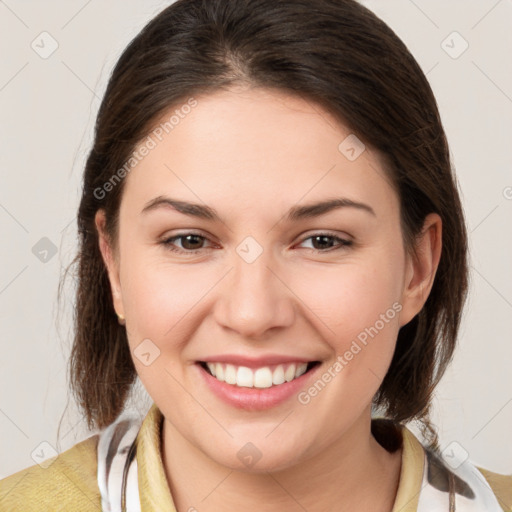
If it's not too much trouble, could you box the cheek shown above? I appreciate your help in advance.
[288,254,404,404]
[120,247,215,337]
[291,257,404,344]
[118,254,209,404]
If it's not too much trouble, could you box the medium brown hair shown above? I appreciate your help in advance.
[63,0,468,451]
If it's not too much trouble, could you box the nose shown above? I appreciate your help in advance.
[213,247,296,339]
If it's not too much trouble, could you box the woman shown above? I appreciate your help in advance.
[1,0,510,510]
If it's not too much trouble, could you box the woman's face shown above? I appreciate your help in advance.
[97,86,439,472]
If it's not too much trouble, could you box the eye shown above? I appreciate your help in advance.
[160,231,353,255]
[297,232,353,252]
[160,232,213,254]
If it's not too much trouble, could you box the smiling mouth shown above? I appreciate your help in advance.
[197,361,321,389]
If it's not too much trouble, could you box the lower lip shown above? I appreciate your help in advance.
[195,362,321,411]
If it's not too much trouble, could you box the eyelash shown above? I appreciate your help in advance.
[160,231,353,255]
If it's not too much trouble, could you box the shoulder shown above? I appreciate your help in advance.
[476,466,512,512]
[0,434,101,512]
[390,421,511,511]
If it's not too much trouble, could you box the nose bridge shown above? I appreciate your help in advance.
[214,237,295,337]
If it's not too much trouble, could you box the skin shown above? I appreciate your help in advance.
[96,86,442,512]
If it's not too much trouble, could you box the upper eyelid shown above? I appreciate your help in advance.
[162,230,351,241]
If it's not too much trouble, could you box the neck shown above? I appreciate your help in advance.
[161,408,402,512]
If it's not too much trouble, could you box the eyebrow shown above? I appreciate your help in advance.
[140,195,376,221]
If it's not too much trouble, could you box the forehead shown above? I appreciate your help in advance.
[121,87,397,222]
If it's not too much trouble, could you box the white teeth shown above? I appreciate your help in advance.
[224,364,237,384]
[253,367,273,388]
[216,363,225,381]
[284,364,296,382]
[206,362,216,377]
[236,366,253,387]
[295,363,308,378]
[204,362,312,388]
[272,365,285,385]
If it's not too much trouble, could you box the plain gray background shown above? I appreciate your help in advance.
[1,0,511,478]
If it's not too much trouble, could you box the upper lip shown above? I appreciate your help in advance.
[198,354,319,369]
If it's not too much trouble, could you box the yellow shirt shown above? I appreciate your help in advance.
[1,403,510,511]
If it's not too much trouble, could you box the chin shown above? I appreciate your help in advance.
[201,437,306,474]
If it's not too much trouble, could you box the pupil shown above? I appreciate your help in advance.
[313,235,333,249]
[183,235,202,250]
